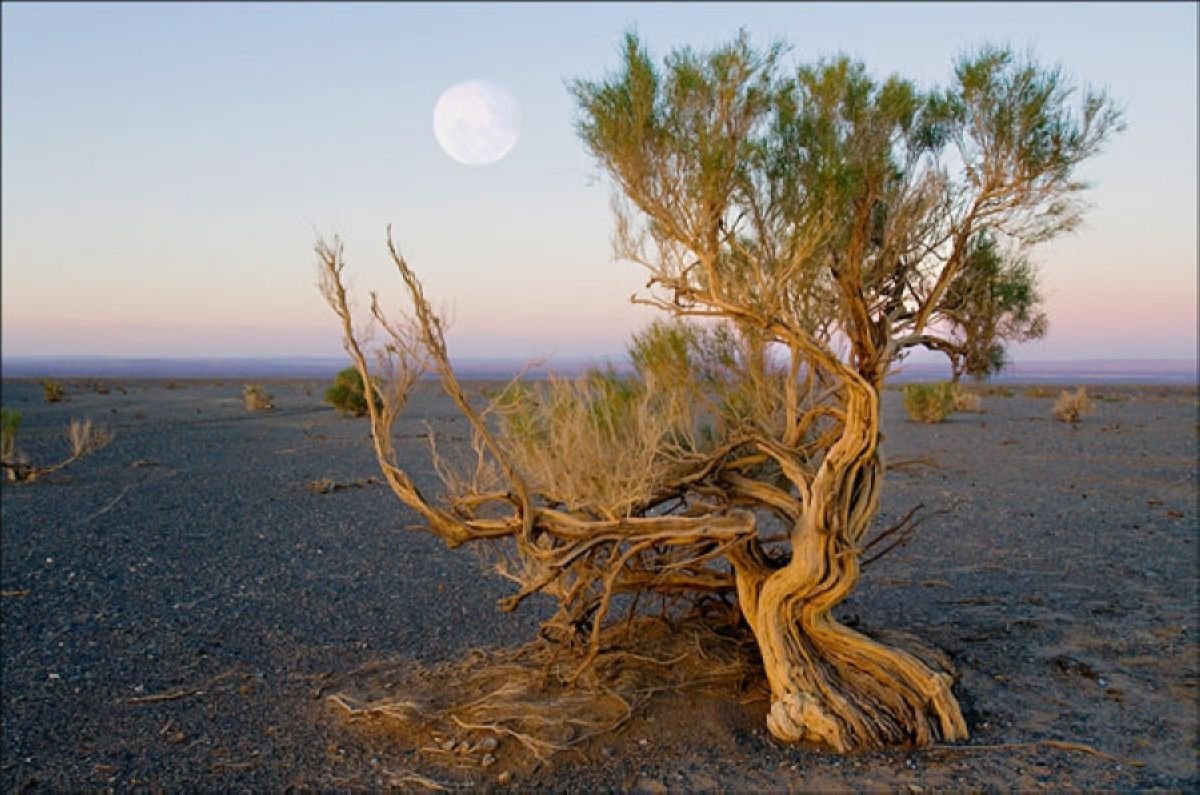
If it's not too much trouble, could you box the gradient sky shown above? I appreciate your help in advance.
[2,2,1196,362]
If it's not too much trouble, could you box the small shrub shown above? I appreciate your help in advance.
[243,384,275,411]
[1,412,112,483]
[40,380,65,403]
[951,384,981,413]
[1,409,22,467]
[902,382,955,423]
[325,367,380,417]
[1053,387,1093,424]
[1024,386,1056,398]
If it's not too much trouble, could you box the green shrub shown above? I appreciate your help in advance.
[902,382,955,423]
[1,409,21,465]
[40,380,64,403]
[325,367,380,417]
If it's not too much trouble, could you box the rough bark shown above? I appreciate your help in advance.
[731,379,967,750]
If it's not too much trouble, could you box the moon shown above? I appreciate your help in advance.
[433,80,521,166]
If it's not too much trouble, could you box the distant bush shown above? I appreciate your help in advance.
[40,380,65,403]
[243,384,275,411]
[903,382,955,423]
[325,367,380,417]
[1053,387,1093,424]
[1024,386,1056,398]
[951,384,981,413]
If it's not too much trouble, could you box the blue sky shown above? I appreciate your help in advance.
[2,2,1196,361]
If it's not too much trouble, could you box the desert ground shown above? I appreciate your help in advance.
[1,377,1196,792]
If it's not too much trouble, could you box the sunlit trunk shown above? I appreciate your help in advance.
[733,382,967,750]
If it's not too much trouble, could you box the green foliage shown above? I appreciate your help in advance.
[1,409,20,462]
[902,382,955,423]
[572,33,1121,381]
[325,367,380,417]
[40,380,64,403]
[942,232,1048,380]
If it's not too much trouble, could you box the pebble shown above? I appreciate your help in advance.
[497,771,512,785]
[481,753,496,768]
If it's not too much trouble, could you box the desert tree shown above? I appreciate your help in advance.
[316,33,1120,751]
[923,232,1048,381]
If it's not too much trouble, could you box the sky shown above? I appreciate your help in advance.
[2,2,1196,363]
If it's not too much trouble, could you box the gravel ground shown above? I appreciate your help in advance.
[1,378,1196,791]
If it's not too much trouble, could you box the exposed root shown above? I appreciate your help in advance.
[125,670,249,704]
[928,739,1145,768]
[327,611,762,770]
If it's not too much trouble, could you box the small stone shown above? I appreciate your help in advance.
[440,739,456,751]
[497,771,512,786]
[455,740,471,755]
[638,738,650,746]
[633,778,668,795]
[475,736,499,753]
[481,753,496,768]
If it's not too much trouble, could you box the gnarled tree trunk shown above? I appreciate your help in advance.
[732,379,967,750]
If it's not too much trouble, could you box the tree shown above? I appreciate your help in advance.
[926,232,1048,381]
[317,34,1120,751]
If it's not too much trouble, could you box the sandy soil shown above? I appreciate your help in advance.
[1,378,1196,791]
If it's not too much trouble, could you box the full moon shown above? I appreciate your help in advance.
[433,80,521,166]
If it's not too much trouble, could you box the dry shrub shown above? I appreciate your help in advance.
[2,415,113,483]
[1024,386,1056,398]
[1053,387,1093,424]
[243,384,275,411]
[951,384,982,413]
[327,608,763,772]
[40,380,64,403]
[902,382,955,423]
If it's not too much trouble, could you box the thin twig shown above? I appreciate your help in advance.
[929,739,1145,768]
[81,484,135,524]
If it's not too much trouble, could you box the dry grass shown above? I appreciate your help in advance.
[242,384,275,412]
[327,608,763,772]
[1053,387,1093,424]
[2,416,113,483]
[951,384,982,413]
